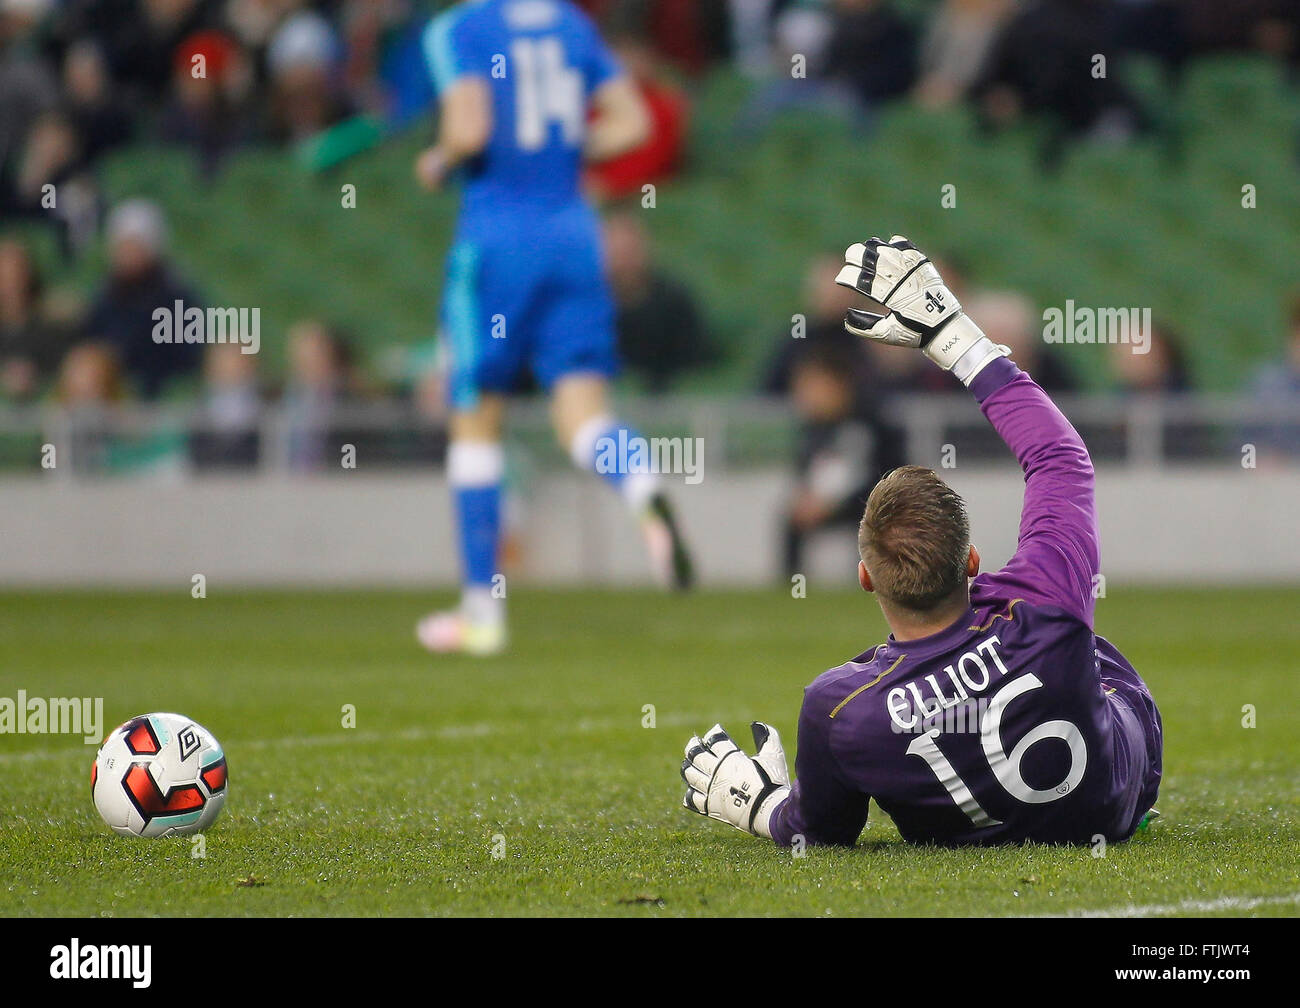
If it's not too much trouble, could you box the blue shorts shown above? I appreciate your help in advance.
[439,204,618,409]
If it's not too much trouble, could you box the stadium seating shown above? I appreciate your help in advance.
[12,54,1298,393]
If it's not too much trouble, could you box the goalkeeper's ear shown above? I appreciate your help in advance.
[859,560,874,594]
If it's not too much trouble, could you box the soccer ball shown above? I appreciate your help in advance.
[91,713,228,837]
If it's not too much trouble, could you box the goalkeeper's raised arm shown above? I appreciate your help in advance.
[835,236,1102,628]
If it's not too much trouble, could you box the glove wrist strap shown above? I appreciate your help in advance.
[750,786,791,840]
[952,338,1011,385]
[922,314,1010,384]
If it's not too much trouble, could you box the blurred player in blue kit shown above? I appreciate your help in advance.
[415,0,694,656]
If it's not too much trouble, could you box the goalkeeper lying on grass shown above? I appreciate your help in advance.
[682,236,1162,848]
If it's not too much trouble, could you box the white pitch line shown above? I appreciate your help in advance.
[0,711,711,765]
[1035,891,1300,918]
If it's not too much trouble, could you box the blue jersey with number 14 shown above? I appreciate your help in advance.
[423,0,620,226]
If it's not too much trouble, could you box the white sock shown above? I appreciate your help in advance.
[461,585,503,626]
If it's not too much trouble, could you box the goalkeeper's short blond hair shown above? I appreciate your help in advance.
[858,466,970,612]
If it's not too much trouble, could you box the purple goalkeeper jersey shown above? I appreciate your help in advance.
[769,357,1162,848]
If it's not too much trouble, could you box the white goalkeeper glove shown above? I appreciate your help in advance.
[835,235,1009,384]
[681,722,790,839]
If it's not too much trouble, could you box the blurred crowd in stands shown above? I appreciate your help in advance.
[2,0,1300,481]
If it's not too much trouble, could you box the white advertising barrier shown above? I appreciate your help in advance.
[0,468,1296,587]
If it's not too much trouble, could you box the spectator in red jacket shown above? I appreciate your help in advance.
[586,36,687,202]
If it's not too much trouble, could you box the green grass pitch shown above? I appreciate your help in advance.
[1,587,1297,917]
